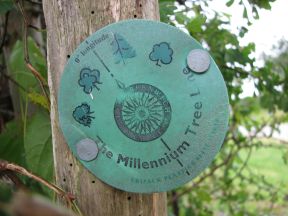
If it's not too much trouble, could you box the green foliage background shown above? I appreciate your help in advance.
[0,0,287,215]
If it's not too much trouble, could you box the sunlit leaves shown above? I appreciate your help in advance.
[159,0,288,215]
[175,12,189,25]
[187,15,207,33]
[27,91,50,111]
[249,0,276,10]
[159,1,177,24]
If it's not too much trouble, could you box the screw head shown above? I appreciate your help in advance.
[187,49,211,73]
[76,138,98,161]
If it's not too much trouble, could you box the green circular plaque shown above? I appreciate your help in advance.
[58,20,229,193]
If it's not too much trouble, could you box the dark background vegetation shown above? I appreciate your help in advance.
[0,0,288,215]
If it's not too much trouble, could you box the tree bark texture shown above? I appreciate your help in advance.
[42,1,167,216]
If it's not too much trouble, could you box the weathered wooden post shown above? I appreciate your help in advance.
[42,1,167,215]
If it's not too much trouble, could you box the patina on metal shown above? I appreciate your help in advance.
[58,20,229,193]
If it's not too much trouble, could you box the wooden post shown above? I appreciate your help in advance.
[42,1,167,215]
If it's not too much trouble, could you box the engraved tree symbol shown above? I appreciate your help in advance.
[73,103,95,127]
[111,33,136,64]
[149,42,173,66]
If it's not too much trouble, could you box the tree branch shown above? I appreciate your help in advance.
[24,0,42,5]
[169,147,236,204]
[171,190,179,216]
[0,160,82,216]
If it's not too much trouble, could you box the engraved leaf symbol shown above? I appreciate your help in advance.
[111,33,136,64]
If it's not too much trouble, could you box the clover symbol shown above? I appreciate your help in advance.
[78,68,102,94]
[149,42,173,66]
[72,103,94,127]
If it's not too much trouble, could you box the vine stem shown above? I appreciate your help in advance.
[13,0,51,109]
[0,160,83,216]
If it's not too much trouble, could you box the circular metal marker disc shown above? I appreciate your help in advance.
[58,20,229,193]
[187,49,211,73]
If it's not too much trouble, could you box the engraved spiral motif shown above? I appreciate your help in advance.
[114,83,172,142]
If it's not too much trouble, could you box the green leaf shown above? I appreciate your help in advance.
[159,2,176,23]
[185,208,194,216]
[0,0,14,14]
[239,27,248,38]
[226,0,234,7]
[24,110,53,183]
[175,12,189,25]
[8,37,47,98]
[243,7,248,19]
[197,189,212,202]
[282,150,288,165]
[237,190,249,203]
[0,120,25,165]
[252,6,259,19]
[28,91,50,111]
[187,15,207,33]
[257,0,272,10]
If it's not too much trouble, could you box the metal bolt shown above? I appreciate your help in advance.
[187,49,211,73]
[76,138,98,161]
